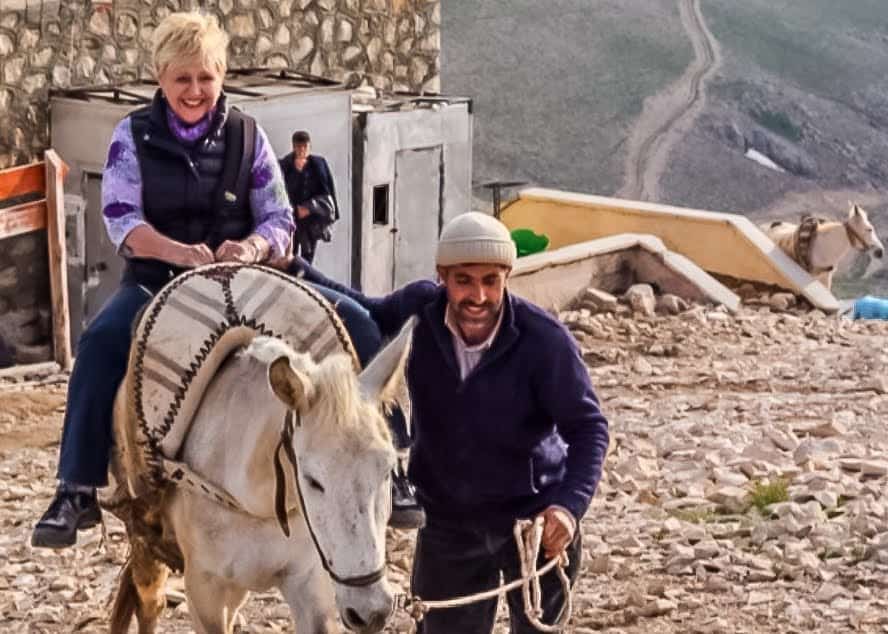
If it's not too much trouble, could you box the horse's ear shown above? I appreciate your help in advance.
[268,355,313,412]
[358,317,415,406]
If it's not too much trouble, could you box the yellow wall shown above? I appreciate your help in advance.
[502,189,796,288]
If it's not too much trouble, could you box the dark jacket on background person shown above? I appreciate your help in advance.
[278,153,339,246]
[289,258,611,530]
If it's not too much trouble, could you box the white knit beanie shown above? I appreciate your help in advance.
[435,212,517,268]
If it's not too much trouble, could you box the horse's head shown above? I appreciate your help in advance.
[847,203,884,258]
[266,318,415,633]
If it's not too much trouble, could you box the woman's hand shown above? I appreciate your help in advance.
[267,254,296,271]
[175,243,216,268]
[215,238,259,263]
[122,226,215,268]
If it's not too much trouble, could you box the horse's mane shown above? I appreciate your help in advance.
[312,354,392,445]
[245,337,391,446]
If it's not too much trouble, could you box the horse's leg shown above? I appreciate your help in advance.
[110,539,169,634]
[184,565,248,634]
[279,564,341,633]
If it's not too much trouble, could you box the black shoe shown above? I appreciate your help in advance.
[389,469,425,529]
[31,485,102,549]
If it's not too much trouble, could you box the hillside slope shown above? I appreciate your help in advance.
[442,1,888,295]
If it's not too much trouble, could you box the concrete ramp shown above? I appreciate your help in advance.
[510,234,740,313]
[501,188,839,312]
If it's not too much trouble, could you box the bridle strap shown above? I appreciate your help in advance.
[845,220,870,251]
[274,411,386,588]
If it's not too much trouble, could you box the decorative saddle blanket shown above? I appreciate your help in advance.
[120,263,357,490]
[793,215,827,272]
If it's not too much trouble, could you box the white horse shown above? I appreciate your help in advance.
[109,320,414,634]
[762,203,884,290]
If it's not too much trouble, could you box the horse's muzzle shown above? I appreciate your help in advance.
[874,247,884,259]
[342,606,389,633]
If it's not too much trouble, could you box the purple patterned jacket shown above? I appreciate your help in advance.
[101,96,294,258]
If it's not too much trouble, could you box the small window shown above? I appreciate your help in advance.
[372,184,389,225]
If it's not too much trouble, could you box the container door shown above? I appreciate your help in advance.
[83,173,125,328]
[393,146,442,288]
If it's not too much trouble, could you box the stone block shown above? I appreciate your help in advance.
[3,57,24,84]
[88,10,111,37]
[229,13,257,38]
[0,33,14,56]
[625,283,656,318]
[337,18,353,42]
[290,35,314,63]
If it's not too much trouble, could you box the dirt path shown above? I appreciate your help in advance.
[0,385,65,452]
[618,0,721,203]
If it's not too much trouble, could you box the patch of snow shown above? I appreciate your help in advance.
[745,148,786,173]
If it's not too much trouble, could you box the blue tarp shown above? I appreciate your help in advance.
[852,296,888,320]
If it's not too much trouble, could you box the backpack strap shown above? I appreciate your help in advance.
[216,108,257,210]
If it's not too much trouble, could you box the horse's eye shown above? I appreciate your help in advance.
[305,476,325,493]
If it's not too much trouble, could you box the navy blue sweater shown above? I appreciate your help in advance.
[296,262,610,529]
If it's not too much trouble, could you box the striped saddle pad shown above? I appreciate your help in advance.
[126,263,357,471]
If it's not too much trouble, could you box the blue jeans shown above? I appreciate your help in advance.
[411,519,582,634]
[57,280,407,487]
[57,284,153,486]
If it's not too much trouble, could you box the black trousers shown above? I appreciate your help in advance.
[296,231,318,264]
[411,518,582,634]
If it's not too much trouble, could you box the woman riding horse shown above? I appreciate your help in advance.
[32,11,418,549]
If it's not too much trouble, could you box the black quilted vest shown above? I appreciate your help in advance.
[125,90,254,290]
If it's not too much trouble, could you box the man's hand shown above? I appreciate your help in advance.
[215,239,259,264]
[174,243,215,268]
[296,205,310,219]
[538,506,576,559]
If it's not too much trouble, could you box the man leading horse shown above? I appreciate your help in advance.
[286,212,611,633]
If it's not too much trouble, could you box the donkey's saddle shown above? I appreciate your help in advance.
[794,215,828,272]
[117,263,357,494]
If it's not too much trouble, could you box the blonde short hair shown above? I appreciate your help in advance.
[152,12,228,77]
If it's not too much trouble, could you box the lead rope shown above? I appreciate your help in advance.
[398,516,573,632]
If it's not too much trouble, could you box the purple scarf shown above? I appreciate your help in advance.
[164,102,219,145]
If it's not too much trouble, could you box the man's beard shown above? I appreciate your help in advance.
[454,300,501,342]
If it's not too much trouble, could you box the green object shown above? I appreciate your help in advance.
[511,228,549,257]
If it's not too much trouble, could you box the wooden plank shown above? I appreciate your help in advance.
[0,199,47,239]
[44,149,72,370]
[0,161,45,201]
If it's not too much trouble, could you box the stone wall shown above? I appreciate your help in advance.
[0,0,441,169]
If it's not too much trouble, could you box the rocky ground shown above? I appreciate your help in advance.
[2,287,888,633]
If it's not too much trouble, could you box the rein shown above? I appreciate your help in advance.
[273,411,386,588]
[396,517,574,632]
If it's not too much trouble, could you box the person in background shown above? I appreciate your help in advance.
[278,131,339,264]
